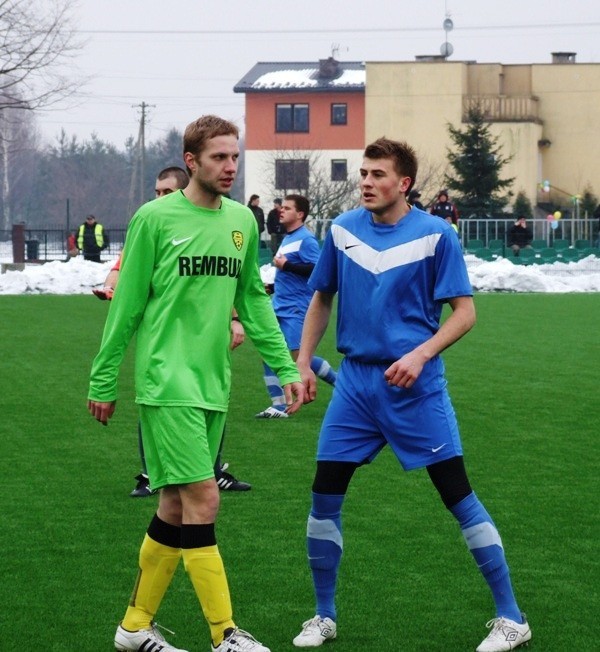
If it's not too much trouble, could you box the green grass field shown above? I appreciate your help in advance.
[1,294,598,651]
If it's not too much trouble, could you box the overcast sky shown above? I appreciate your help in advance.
[35,0,600,148]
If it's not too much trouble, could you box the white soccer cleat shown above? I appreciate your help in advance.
[114,622,188,651]
[476,615,531,651]
[254,406,289,419]
[293,616,337,647]
[212,627,270,652]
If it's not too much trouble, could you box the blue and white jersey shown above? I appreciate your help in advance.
[308,207,473,363]
[273,225,321,318]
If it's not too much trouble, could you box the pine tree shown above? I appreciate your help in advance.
[580,185,597,218]
[513,190,533,219]
[445,106,514,218]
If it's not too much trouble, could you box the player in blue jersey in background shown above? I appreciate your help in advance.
[292,139,531,651]
[255,194,337,419]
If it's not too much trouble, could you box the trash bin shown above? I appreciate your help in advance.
[25,239,39,260]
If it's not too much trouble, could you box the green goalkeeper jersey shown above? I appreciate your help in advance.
[89,191,300,411]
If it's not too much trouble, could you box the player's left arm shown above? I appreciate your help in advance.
[384,295,476,388]
[279,259,315,276]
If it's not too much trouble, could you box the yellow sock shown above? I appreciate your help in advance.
[122,534,181,631]
[182,545,235,645]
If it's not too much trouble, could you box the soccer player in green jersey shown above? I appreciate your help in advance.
[88,115,304,652]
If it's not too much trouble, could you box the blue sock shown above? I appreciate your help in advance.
[307,492,344,621]
[262,362,285,410]
[451,492,522,622]
[310,356,337,386]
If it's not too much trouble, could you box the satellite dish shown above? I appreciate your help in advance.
[440,42,454,57]
[443,18,454,31]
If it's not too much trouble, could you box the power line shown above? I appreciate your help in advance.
[78,22,600,36]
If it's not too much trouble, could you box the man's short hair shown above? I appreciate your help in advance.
[273,198,282,206]
[363,137,418,194]
[285,194,310,221]
[157,166,189,190]
[183,115,239,170]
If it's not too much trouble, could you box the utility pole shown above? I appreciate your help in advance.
[127,101,155,215]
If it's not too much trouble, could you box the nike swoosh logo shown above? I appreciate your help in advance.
[172,237,192,246]
[345,244,360,250]
[431,443,447,453]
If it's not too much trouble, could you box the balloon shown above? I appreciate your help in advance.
[550,221,559,230]
[546,214,554,221]
[553,211,562,220]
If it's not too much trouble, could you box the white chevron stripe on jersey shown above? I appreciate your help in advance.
[330,224,442,274]
[278,239,302,256]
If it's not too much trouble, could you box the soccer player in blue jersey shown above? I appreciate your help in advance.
[255,194,337,419]
[292,138,531,651]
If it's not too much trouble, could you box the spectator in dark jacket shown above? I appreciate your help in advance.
[430,190,459,225]
[267,198,285,253]
[408,189,424,211]
[508,216,533,255]
[247,194,265,235]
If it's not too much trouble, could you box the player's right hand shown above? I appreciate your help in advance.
[283,381,306,414]
[92,287,114,300]
[87,400,116,426]
[297,362,317,403]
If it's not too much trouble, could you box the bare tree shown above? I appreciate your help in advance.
[0,106,39,229]
[0,0,82,111]
[412,154,450,209]
[261,149,360,237]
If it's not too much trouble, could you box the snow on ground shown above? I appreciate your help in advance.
[0,247,599,294]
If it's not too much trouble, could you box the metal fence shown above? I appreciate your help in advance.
[0,227,127,262]
[457,217,599,249]
[305,216,599,249]
[2,217,599,263]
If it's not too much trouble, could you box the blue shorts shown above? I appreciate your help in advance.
[316,357,463,470]
[277,314,303,351]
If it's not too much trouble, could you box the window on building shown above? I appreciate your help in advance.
[331,103,347,125]
[275,159,310,190]
[276,104,309,132]
[331,159,348,181]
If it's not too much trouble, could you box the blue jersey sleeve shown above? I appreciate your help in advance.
[299,234,321,264]
[433,230,473,301]
[308,228,338,294]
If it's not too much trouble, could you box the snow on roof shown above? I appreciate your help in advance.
[234,61,365,93]
[253,69,319,89]
[251,68,365,90]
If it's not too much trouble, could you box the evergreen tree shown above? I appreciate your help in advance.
[580,185,597,218]
[513,190,533,219]
[445,106,514,218]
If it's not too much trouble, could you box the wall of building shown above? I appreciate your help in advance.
[532,64,599,200]
[244,91,364,151]
[366,60,599,209]
[244,148,363,215]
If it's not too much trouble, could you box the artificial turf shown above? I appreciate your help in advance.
[1,293,597,650]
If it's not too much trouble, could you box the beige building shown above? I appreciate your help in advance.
[366,53,599,213]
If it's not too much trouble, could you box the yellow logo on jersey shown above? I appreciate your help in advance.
[232,231,243,251]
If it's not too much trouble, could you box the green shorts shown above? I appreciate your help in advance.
[139,405,227,490]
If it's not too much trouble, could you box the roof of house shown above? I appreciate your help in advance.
[233,59,365,93]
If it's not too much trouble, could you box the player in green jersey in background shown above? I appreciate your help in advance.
[88,115,304,652]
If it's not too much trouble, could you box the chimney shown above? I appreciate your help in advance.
[551,52,576,64]
[318,57,340,79]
